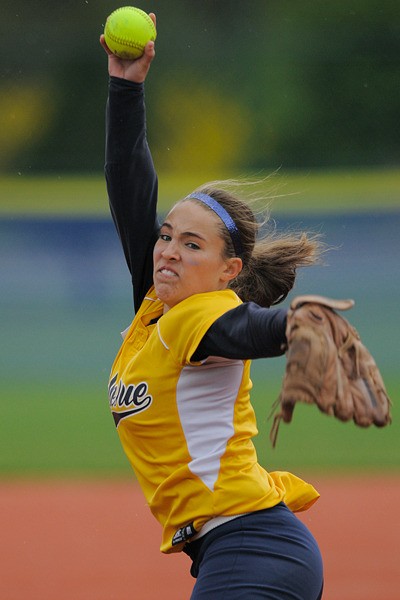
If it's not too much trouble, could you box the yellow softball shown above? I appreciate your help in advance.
[104,6,157,60]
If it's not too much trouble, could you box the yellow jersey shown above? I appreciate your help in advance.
[109,286,319,553]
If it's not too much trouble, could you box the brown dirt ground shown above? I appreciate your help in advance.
[0,474,398,600]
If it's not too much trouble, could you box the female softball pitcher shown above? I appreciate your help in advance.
[100,13,324,600]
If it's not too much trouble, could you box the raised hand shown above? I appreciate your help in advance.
[100,13,156,83]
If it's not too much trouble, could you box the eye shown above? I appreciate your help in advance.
[186,242,200,250]
[159,233,171,242]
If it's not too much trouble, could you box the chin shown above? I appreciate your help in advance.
[154,286,172,306]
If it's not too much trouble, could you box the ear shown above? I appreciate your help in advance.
[221,257,243,282]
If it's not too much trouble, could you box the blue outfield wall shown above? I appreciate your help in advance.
[1,211,398,381]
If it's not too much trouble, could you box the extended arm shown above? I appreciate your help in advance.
[193,303,287,361]
[101,30,158,312]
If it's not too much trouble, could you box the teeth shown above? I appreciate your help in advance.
[160,268,176,276]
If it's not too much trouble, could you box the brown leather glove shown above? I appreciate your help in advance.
[270,295,392,447]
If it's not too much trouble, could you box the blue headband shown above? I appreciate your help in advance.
[186,192,244,257]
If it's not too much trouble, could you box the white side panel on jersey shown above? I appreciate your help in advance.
[176,358,244,491]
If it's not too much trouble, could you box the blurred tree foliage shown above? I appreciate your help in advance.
[1,0,399,174]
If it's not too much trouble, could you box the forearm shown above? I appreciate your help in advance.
[105,76,158,310]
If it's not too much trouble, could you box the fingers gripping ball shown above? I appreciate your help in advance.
[104,6,156,60]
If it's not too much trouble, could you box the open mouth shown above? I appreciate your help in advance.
[158,267,178,278]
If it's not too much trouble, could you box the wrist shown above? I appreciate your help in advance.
[109,75,144,89]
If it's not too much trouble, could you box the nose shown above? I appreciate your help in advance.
[161,239,180,260]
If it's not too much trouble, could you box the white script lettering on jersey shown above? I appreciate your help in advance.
[108,373,153,426]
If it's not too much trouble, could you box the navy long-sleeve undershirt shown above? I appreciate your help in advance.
[105,76,287,361]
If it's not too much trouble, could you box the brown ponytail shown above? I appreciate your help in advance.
[192,180,322,307]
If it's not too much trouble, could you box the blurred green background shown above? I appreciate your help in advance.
[0,0,398,479]
[1,0,399,175]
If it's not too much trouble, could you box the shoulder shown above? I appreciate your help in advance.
[162,289,241,326]
[158,290,242,362]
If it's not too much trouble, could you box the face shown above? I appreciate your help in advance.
[153,201,241,312]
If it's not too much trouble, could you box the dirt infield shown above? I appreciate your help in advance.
[1,474,398,600]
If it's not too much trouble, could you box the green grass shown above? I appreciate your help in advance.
[251,373,398,474]
[0,381,130,479]
[0,167,399,217]
[1,372,397,479]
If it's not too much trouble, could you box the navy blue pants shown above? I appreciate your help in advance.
[183,503,323,599]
